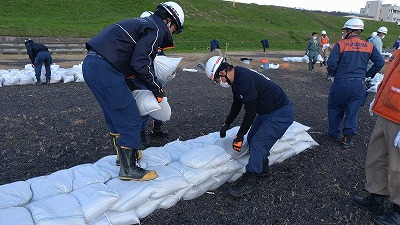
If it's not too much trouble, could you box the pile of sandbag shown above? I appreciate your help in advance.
[0,121,318,225]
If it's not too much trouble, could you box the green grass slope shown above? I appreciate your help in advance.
[1,0,398,51]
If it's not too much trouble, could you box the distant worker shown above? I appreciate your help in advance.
[24,39,52,85]
[320,30,330,66]
[305,32,320,71]
[210,39,221,52]
[326,18,384,149]
[369,26,388,54]
[366,31,377,42]
[393,36,400,49]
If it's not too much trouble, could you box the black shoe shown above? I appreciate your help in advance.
[324,131,339,141]
[119,147,157,181]
[228,172,258,197]
[46,78,50,85]
[373,204,400,225]
[352,193,387,215]
[340,135,353,149]
[151,122,169,137]
[258,159,272,180]
[35,81,41,85]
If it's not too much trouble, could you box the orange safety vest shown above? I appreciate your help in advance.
[320,36,329,45]
[372,49,400,124]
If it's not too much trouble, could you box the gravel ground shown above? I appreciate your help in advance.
[0,51,378,224]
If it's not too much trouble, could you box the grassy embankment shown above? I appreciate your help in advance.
[0,0,398,52]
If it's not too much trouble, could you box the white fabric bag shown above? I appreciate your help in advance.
[132,90,161,116]
[148,97,171,122]
[154,55,182,86]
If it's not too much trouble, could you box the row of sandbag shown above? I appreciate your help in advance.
[0,64,84,87]
[0,122,318,225]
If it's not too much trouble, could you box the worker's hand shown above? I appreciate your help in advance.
[125,77,140,92]
[369,98,375,116]
[152,89,165,103]
[232,135,243,152]
[220,123,230,138]
[31,64,35,68]
[394,130,400,149]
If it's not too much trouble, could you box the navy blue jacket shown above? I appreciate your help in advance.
[25,43,49,64]
[86,14,173,93]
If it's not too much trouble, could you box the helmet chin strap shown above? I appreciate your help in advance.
[220,68,233,85]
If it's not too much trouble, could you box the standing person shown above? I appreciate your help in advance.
[366,32,377,42]
[393,36,400,49]
[326,18,384,149]
[82,1,184,181]
[24,39,52,85]
[352,49,400,225]
[320,30,330,67]
[305,32,320,71]
[369,26,388,54]
[204,56,295,198]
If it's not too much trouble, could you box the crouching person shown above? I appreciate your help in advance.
[204,56,295,197]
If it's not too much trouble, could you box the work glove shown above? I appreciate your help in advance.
[152,89,165,103]
[232,135,244,152]
[369,98,375,116]
[394,130,400,149]
[365,77,373,89]
[220,123,230,138]
[126,77,140,92]
[31,64,35,68]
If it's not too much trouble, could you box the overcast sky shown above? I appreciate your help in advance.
[227,0,400,13]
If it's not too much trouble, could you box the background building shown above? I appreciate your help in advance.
[360,0,400,24]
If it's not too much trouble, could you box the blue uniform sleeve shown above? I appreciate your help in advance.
[327,43,340,77]
[366,46,384,78]
[225,95,242,125]
[237,99,257,138]
[26,45,35,64]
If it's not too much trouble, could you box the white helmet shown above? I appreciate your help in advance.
[377,26,388,34]
[205,56,225,81]
[342,18,364,31]
[321,30,326,35]
[372,32,378,37]
[158,2,184,34]
[140,11,153,18]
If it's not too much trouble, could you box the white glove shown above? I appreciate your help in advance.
[369,98,375,116]
[395,130,400,148]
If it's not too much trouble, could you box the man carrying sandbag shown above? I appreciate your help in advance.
[204,56,295,197]
[82,2,184,181]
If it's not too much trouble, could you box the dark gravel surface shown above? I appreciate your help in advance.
[0,55,377,225]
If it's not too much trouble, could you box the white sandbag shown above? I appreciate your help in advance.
[293,141,312,154]
[17,73,34,85]
[141,147,172,166]
[270,140,292,155]
[132,90,161,116]
[147,165,190,199]
[0,181,32,209]
[26,194,86,225]
[154,55,182,86]
[62,74,75,83]
[3,74,19,86]
[94,155,120,178]
[168,161,218,185]
[179,145,231,169]
[276,148,298,163]
[136,197,168,219]
[0,207,34,225]
[213,159,245,174]
[29,169,74,201]
[182,177,218,200]
[148,97,171,122]
[209,172,236,190]
[286,121,310,134]
[72,164,112,190]
[302,55,309,63]
[75,73,85,82]
[70,183,119,223]
[49,73,62,84]
[107,178,157,212]
[317,54,324,62]
[158,185,193,209]
[162,140,191,161]
[89,209,140,225]
[214,136,249,159]
[228,170,245,182]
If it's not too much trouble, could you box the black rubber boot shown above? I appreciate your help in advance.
[228,172,258,197]
[352,193,387,215]
[150,120,169,137]
[119,147,157,181]
[46,78,50,85]
[373,204,400,225]
[110,133,141,166]
[340,135,353,149]
[141,131,150,148]
[258,159,272,180]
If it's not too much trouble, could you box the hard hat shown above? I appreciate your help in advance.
[157,2,184,34]
[377,26,388,34]
[321,30,326,35]
[372,32,378,37]
[342,18,364,31]
[24,39,33,45]
[140,11,153,18]
[205,56,225,81]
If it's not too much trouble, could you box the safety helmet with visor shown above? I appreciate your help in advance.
[156,2,184,34]
[377,26,388,34]
[205,56,228,82]
[321,30,326,35]
[342,18,364,31]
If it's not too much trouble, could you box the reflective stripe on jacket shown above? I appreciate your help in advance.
[372,49,400,124]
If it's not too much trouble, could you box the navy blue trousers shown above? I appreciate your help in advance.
[246,104,295,173]
[327,79,366,139]
[82,53,141,149]
[34,51,52,81]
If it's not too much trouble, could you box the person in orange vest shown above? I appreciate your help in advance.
[320,30,330,66]
[352,49,400,225]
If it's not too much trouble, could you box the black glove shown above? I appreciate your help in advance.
[152,89,165,103]
[220,123,230,138]
[232,135,243,152]
[126,77,140,91]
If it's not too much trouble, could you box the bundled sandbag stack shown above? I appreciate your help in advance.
[0,121,318,225]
